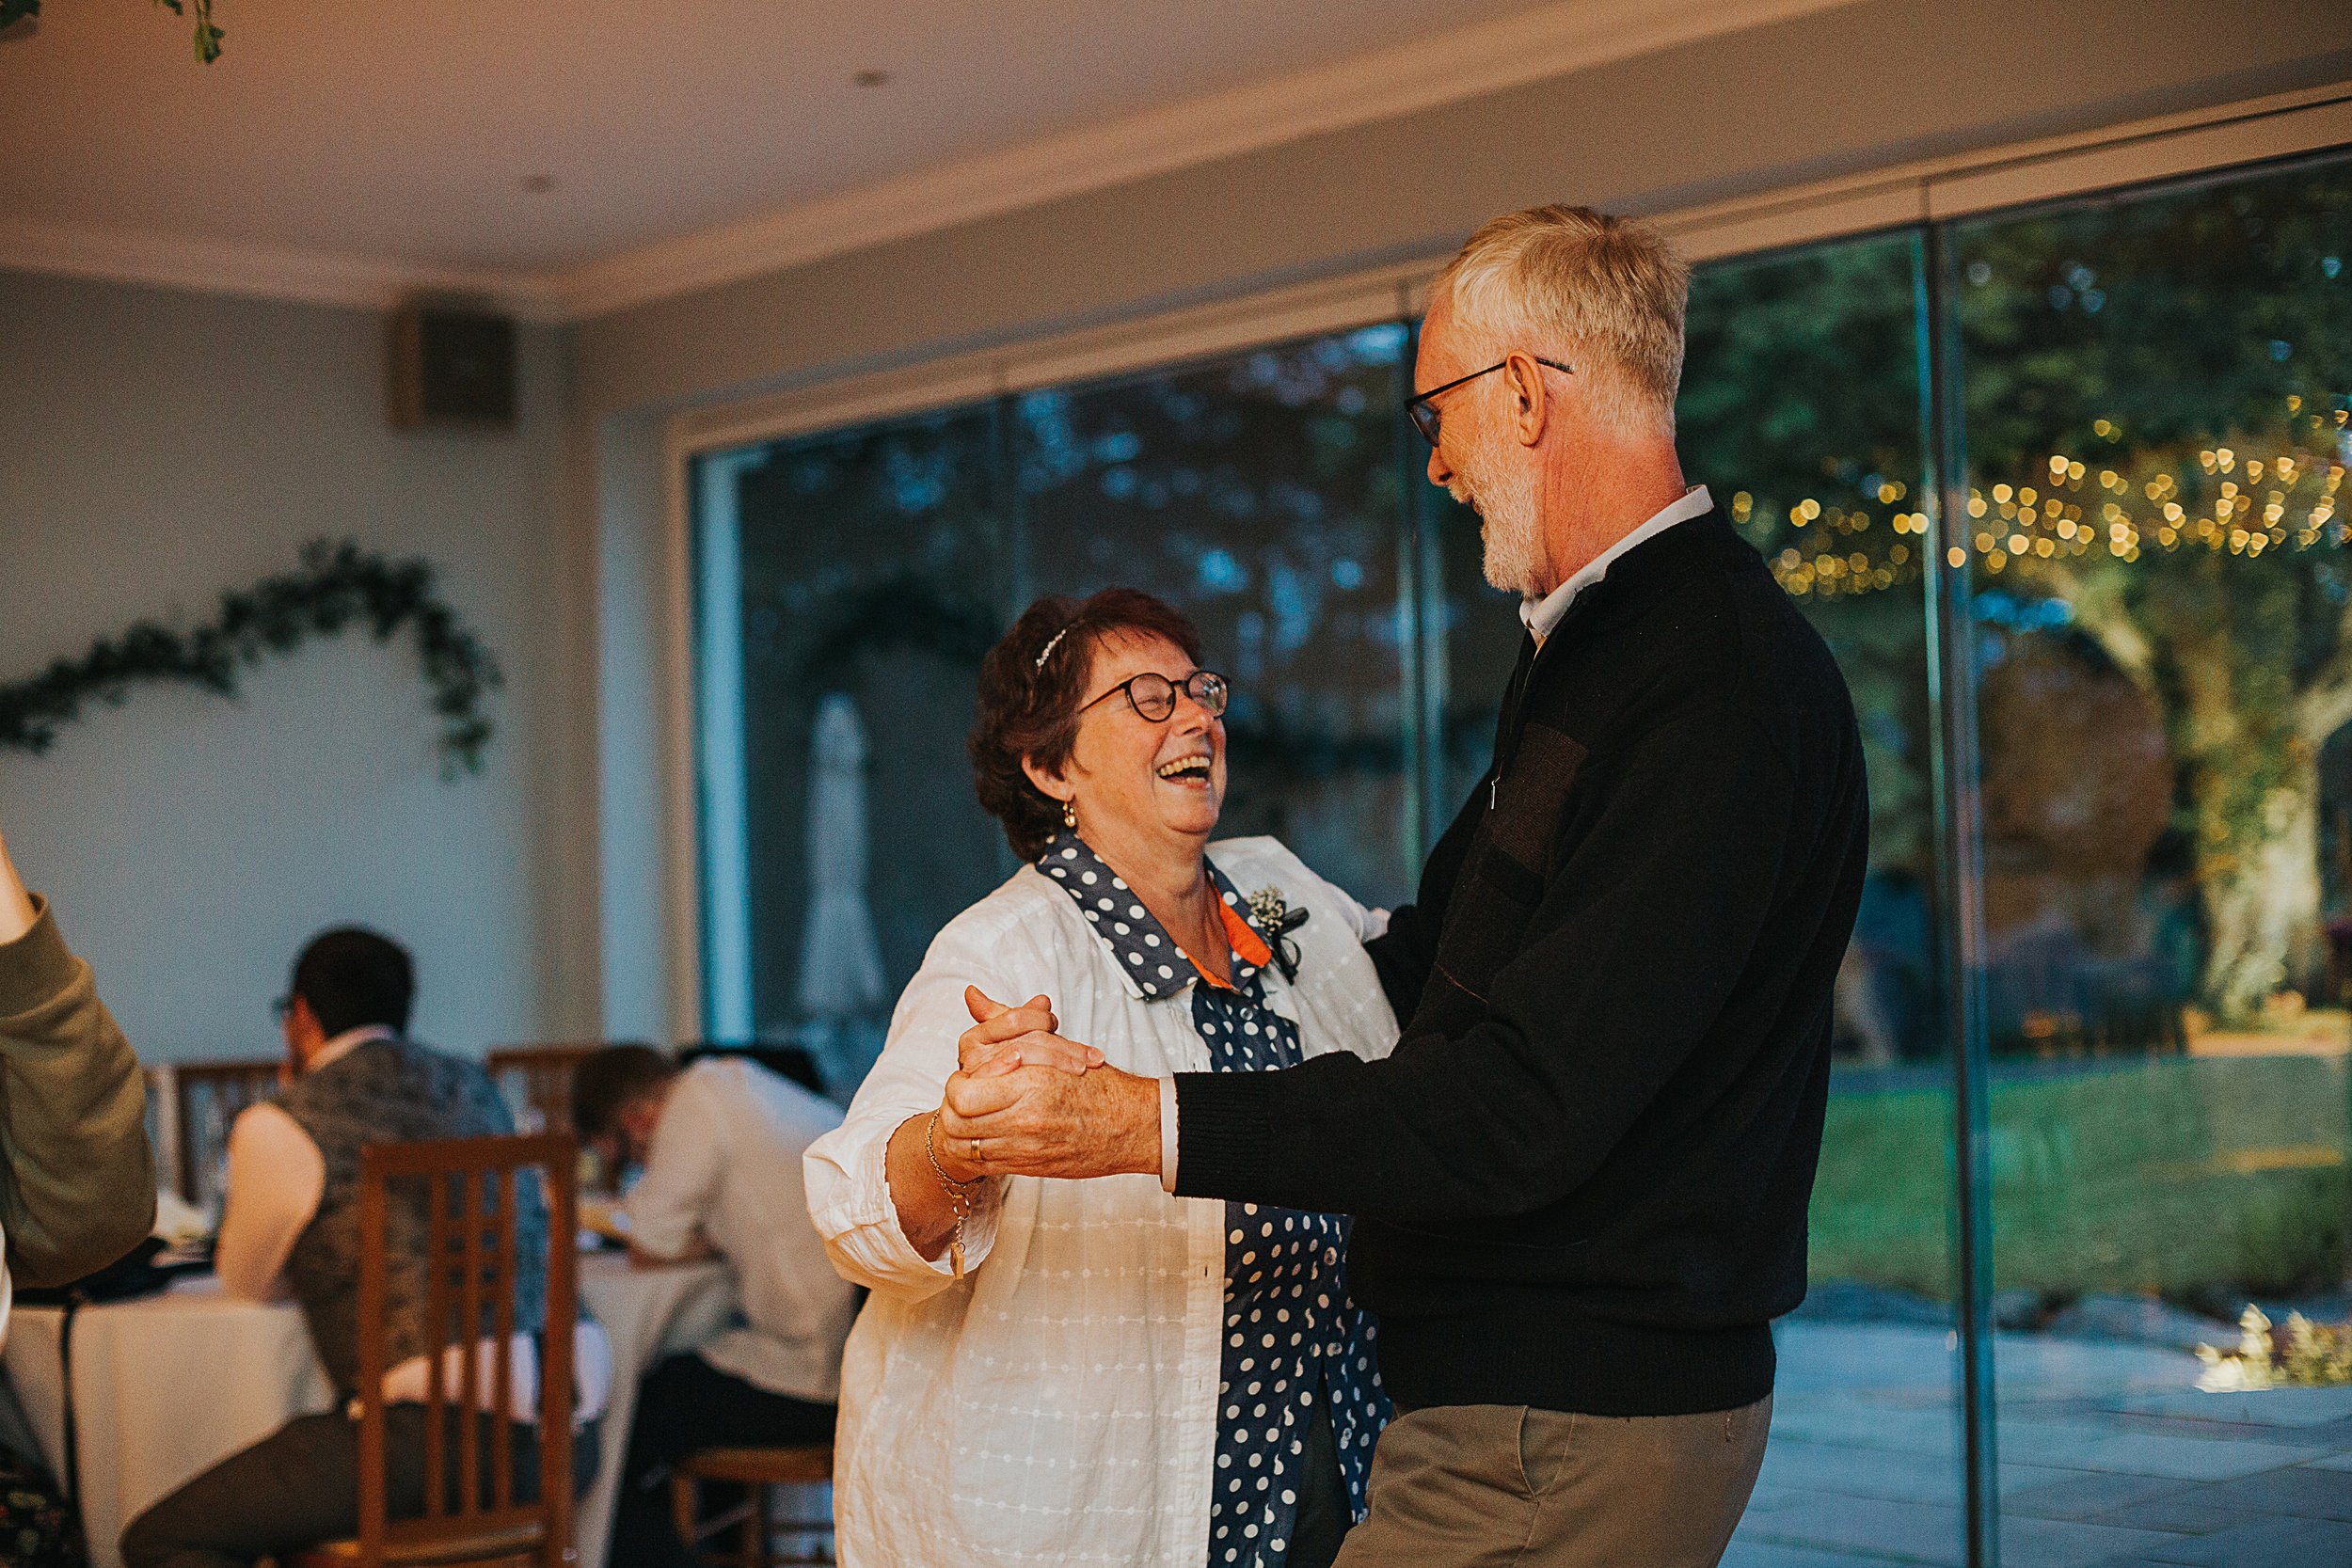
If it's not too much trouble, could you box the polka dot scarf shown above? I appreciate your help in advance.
[1038,832,1390,1566]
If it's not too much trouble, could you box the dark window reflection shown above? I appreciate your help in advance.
[1677,233,1964,1568]
[1020,325,1419,908]
[718,410,1009,1044]
[1682,232,1943,1069]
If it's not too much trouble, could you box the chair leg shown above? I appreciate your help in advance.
[754,1482,774,1568]
[673,1471,702,1564]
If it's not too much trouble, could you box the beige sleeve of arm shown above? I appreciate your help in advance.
[214,1103,325,1301]
[0,896,159,1288]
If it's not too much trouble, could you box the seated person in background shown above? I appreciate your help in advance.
[121,927,607,1568]
[574,1044,859,1568]
[0,825,156,1328]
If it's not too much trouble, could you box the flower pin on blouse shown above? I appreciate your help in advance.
[1246,885,1310,984]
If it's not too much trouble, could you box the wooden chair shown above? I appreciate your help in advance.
[671,1444,834,1567]
[295,1133,579,1568]
[171,1058,284,1209]
[485,1045,605,1137]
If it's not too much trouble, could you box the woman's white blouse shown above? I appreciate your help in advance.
[805,836,1398,1568]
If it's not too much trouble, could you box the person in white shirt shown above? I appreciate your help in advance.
[573,1043,857,1568]
[123,928,605,1568]
[803,588,1398,1568]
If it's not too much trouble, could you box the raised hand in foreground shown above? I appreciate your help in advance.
[0,830,37,946]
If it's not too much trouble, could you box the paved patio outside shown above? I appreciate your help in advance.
[1725,1323,2352,1568]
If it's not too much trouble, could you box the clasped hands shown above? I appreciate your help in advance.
[929,986,1162,1183]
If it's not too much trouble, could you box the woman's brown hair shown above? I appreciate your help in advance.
[969,588,1206,861]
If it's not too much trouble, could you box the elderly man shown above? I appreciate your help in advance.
[944,205,1868,1566]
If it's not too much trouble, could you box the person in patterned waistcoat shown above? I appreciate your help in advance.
[805,587,1399,1568]
[122,927,606,1568]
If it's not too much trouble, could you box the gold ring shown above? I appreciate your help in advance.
[968,1138,983,1160]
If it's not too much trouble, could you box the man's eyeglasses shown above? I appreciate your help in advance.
[1406,356,1572,448]
[1078,670,1230,722]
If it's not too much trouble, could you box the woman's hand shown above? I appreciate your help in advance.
[959,986,1103,1078]
[882,988,1111,1262]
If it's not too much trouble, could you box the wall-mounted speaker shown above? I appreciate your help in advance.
[388,297,516,431]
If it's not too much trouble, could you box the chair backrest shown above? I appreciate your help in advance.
[171,1059,284,1210]
[484,1045,604,1136]
[354,1133,578,1568]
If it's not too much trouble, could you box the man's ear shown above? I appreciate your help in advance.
[1505,352,1550,449]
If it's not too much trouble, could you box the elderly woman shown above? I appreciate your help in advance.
[805,587,1395,1568]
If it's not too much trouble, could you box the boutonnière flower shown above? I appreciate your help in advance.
[1246,886,1310,984]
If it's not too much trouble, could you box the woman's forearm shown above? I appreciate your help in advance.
[885,1111,971,1261]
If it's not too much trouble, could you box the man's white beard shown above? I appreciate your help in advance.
[1452,439,1546,597]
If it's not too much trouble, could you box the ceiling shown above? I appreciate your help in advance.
[0,0,1851,317]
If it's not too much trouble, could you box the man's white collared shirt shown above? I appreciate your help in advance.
[1520,483,1714,642]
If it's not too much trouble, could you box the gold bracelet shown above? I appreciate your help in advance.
[925,1110,978,1279]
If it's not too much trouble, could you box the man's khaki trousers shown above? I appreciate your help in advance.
[1334,1397,1772,1567]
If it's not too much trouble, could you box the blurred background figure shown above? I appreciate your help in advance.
[572,1043,855,1568]
[121,927,607,1568]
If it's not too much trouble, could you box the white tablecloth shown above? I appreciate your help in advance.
[573,1255,740,1568]
[0,1254,739,1568]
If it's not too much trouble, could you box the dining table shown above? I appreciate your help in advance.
[0,1250,741,1568]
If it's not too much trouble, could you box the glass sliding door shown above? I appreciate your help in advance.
[695,325,1435,1077]
[1951,152,2352,1564]
[1675,232,1972,1568]
[693,408,1009,1088]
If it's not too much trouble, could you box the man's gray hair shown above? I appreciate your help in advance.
[1436,205,1691,437]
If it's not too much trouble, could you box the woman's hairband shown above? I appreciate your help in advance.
[1033,626,1073,673]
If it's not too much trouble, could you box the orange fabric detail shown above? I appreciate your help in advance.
[1177,897,1273,991]
[1220,899,1274,968]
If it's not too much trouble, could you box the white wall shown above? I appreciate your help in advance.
[0,270,599,1061]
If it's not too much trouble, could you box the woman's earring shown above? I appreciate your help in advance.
[1062,799,1078,830]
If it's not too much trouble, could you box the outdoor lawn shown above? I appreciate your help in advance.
[1810,1047,2352,1304]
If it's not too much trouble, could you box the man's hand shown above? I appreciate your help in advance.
[938,1061,1160,1180]
[959,986,1103,1078]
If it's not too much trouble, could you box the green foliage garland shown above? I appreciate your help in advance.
[0,539,501,778]
[0,1,223,63]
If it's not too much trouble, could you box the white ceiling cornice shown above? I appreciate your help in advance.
[552,0,1863,320]
[1,0,1860,323]
[0,218,569,321]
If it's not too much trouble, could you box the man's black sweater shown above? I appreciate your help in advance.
[1173,507,1869,1418]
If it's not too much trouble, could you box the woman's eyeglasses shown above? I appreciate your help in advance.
[1078,670,1230,722]
[1406,356,1572,448]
